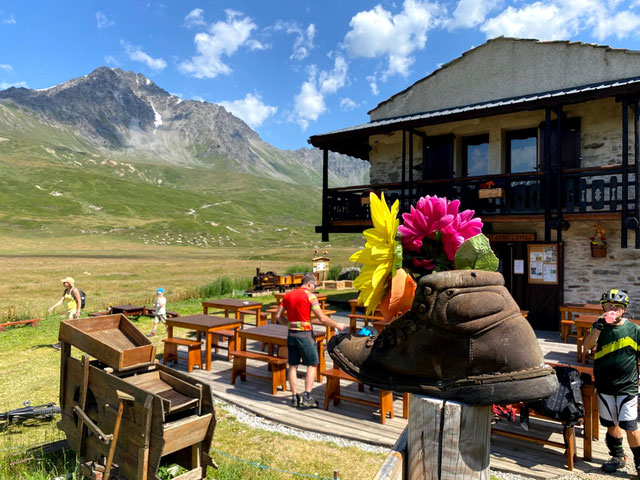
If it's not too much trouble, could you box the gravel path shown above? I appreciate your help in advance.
[218,400,623,479]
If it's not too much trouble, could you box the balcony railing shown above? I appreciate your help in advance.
[324,165,638,226]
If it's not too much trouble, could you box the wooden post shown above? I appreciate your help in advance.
[407,395,491,479]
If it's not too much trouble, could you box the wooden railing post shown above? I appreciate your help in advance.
[407,395,491,479]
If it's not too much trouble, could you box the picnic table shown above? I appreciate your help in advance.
[109,305,146,317]
[559,303,602,342]
[236,324,326,382]
[166,314,243,370]
[202,299,264,325]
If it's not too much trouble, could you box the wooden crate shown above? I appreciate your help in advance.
[59,314,155,371]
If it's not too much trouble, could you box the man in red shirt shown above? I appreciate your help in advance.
[275,274,346,407]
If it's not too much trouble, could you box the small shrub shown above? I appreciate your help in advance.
[327,265,342,281]
[284,265,311,275]
[198,276,252,299]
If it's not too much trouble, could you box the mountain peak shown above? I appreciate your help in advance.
[0,67,369,186]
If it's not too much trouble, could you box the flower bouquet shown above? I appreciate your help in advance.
[590,224,607,258]
[351,192,498,321]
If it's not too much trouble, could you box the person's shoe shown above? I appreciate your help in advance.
[291,394,300,407]
[298,394,318,408]
[327,270,559,405]
[51,342,61,350]
[146,332,156,337]
[601,456,626,473]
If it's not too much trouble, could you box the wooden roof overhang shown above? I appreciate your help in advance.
[308,76,640,160]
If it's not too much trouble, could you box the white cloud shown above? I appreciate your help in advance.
[479,0,640,42]
[121,41,167,70]
[179,9,262,79]
[0,64,12,71]
[104,55,119,66]
[447,0,500,29]
[343,0,443,78]
[0,81,27,90]
[274,21,315,60]
[191,95,205,102]
[2,14,16,25]
[340,97,358,111]
[292,56,349,130]
[592,10,640,40]
[319,55,348,94]
[184,8,206,28]
[218,93,277,128]
[367,75,379,95]
[96,11,114,29]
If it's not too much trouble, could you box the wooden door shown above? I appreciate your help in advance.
[524,242,564,331]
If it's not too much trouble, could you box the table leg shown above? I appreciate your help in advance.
[583,386,593,460]
[168,325,173,338]
[205,330,211,371]
[255,308,261,326]
[316,340,325,382]
[203,306,209,315]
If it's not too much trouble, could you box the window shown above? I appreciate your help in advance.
[507,128,538,173]
[462,134,489,177]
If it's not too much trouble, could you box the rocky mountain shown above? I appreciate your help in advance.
[0,67,368,187]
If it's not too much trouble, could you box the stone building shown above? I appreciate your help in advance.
[309,37,640,330]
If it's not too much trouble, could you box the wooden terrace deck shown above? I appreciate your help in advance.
[165,317,615,479]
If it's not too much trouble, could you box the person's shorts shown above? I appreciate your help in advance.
[154,314,167,324]
[598,392,638,430]
[287,330,319,366]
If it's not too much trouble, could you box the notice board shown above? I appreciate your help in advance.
[527,244,558,285]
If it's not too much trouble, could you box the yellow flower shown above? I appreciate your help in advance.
[350,192,401,315]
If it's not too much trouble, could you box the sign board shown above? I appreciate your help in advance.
[486,233,537,242]
[527,244,558,285]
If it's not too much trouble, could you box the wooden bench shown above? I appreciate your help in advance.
[321,368,394,424]
[491,364,597,471]
[144,308,180,319]
[162,338,202,373]
[230,350,288,395]
[0,318,39,331]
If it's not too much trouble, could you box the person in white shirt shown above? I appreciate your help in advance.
[148,288,167,337]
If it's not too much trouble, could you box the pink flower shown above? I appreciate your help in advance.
[441,209,483,260]
[412,258,435,270]
[398,195,483,261]
[398,196,457,252]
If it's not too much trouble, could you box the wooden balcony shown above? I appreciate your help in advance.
[318,164,639,237]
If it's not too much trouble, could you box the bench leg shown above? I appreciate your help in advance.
[227,337,236,361]
[324,376,340,409]
[272,364,286,395]
[564,425,576,471]
[231,356,247,384]
[163,343,177,365]
[187,347,202,373]
[379,390,393,424]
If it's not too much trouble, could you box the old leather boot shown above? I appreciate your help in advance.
[328,270,558,405]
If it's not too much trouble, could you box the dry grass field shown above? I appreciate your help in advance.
[0,234,360,317]
[0,233,388,480]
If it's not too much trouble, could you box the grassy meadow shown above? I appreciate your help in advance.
[0,232,386,479]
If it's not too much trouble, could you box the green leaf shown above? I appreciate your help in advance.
[454,234,499,272]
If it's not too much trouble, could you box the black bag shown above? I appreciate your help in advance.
[526,366,585,426]
[63,287,86,309]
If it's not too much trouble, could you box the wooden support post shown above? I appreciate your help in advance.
[407,395,491,479]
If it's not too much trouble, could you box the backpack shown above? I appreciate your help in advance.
[525,366,585,426]
[63,287,86,309]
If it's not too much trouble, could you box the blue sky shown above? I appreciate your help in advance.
[3,1,640,151]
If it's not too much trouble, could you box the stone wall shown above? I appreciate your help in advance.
[368,98,634,184]
[491,220,640,309]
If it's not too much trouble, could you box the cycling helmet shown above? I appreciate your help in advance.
[600,289,630,307]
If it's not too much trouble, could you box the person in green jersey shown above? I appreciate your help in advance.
[583,289,640,475]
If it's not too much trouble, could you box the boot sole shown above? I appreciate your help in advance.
[331,352,558,405]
